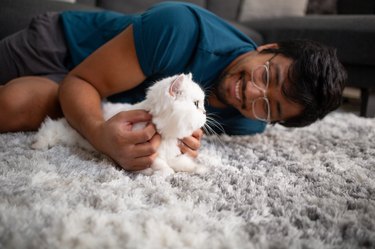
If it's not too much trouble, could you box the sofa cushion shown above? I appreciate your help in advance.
[306,0,337,14]
[206,0,242,21]
[244,15,375,67]
[76,0,96,6]
[97,0,205,14]
[227,21,263,45]
[238,0,308,22]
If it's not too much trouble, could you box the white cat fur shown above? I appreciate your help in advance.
[32,73,207,176]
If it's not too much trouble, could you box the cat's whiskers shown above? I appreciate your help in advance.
[202,126,225,148]
[193,74,226,147]
[202,115,225,148]
[205,116,224,134]
[202,85,212,95]
[199,84,213,103]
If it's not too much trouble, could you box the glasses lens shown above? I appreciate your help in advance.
[252,65,269,90]
[252,97,270,122]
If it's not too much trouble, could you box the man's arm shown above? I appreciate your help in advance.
[59,25,160,171]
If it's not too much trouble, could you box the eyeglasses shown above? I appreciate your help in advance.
[250,54,277,123]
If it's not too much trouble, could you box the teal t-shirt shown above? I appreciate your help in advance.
[60,2,266,135]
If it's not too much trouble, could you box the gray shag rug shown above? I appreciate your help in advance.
[0,112,374,249]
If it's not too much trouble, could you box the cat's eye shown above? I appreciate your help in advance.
[194,100,199,108]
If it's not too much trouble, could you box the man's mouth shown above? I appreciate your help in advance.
[240,72,248,110]
[234,72,246,101]
[235,79,241,101]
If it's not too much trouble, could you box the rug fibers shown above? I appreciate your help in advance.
[0,112,374,249]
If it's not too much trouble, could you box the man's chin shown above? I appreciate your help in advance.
[213,77,231,106]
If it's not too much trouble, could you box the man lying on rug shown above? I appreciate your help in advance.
[0,2,347,171]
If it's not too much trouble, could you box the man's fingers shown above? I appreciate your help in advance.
[181,128,203,151]
[179,143,199,158]
[178,129,203,158]
[116,109,152,123]
[132,133,161,157]
[122,157,152,171]
[148,132,161,148]
[123,153,159,171]
[192,128,203,139]
[181,136,200,150]
[125,122,157,144]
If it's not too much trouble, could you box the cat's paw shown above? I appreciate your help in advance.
[31,139,51,151]
[137,167,174,177]
[153,167,175,177]
[138,168,154,176]
[149,158,175,177]
[170,154,200,173]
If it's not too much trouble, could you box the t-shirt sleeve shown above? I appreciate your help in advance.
[132,3,200,77]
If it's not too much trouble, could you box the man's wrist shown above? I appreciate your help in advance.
[83,119,105,150]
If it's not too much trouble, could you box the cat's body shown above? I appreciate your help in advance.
[32,74,207,176]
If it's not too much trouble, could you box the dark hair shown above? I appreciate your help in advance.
[261,39,347,127]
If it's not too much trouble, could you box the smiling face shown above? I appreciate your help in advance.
[210,44,304,123]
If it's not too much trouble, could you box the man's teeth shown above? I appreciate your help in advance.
[235,80,241,100]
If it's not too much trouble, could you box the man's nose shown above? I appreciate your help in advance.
[247,81,266,100]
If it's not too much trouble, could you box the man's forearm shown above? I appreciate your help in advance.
[59,74,104,147]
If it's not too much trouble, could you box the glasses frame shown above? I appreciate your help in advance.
[250,54,277,123]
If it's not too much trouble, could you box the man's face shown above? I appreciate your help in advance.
[212,44,304,123]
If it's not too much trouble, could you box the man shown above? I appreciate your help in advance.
[0,2,347,171]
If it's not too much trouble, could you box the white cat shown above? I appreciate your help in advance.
[32,73,207,176]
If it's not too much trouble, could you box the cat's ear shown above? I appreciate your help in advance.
[169,74,185,97]
[187,73,193,80]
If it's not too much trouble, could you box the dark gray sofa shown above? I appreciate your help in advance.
[1,0,374,117]
[244,0,375,117]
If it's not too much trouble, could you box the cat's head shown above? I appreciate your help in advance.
[145,73,206,139]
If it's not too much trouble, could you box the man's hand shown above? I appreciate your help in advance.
[178,128,203,158]
[58,25,158,171]
[94,110,161,171]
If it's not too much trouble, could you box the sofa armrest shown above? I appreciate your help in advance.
[243,15,375,67]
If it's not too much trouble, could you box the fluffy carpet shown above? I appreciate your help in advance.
[0,112,374,249]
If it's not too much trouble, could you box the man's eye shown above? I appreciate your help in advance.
[263,70,268,86]
[263,99,268,112]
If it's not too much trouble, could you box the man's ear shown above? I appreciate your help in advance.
[256,43,279,52]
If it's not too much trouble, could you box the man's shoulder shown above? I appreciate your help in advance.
[145,2,210,16]
[139,2,211,31]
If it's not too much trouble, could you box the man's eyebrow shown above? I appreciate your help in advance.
[274,62,282,87]
[272,62,283,120]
